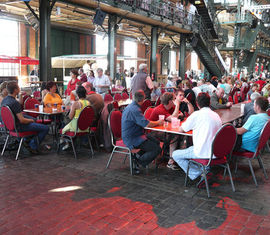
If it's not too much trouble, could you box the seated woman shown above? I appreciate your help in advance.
[61,86,90,150]
[43,81,63,107]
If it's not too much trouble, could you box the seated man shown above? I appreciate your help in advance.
[1,82,49,153]
[172,92,222,184]
[236,96,269,152]
[210,87,232,110]
[242,92,260,124]
[122,90,163,174]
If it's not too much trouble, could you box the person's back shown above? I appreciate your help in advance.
[86,92,104,117]
[243,92,260,123]
[131,71,149,98]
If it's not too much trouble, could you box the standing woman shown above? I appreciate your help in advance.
[43,81,63,107]
[66,69,79,96]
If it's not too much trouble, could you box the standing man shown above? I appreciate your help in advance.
[83,60,91,76]
[122,90,163,174]
[131,64,153,99]
[172,92,222,184]
[93,68,111,95]
[1,82,49,154]
[210,87,232,110]
[78,68,87,83]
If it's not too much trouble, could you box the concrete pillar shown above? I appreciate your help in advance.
[150,27,158,80]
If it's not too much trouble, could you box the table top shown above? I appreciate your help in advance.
[24,106,69,115]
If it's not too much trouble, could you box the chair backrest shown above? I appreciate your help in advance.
[255,120,270,156]
[141,99,152,114]
[155,96,161,106]
[186,92,193,102]
[211,124,237,163]
[267,109,270,116]
[122,92,129,100]
[33,91,41,98]
[144,106,155,120]
[112,101,119,110]
[108,110,122,142]
[104,93,113,102]
[1,106,16,132]
[228,96,233,103]
[24,97,40,118]
[114,93,122,101]
[77,106,95,131]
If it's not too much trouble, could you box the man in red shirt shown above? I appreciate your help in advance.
[255,77,266,92]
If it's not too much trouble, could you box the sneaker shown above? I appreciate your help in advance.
[167,163,180,171]
[197,172,213,189]
[62,143,70,151]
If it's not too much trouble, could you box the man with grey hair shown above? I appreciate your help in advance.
[93,68,111,95]
[242,92,261,124]
[210,87,232,110]
[130,63,153,99]
[122,90,163,174]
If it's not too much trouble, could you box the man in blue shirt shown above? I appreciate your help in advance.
[122,90,163,173]
[236,96,269,152]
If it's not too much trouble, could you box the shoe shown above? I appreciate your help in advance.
[167,163,180,171]
[197,172,213,189]
[23,141,39,154]
[62,143,70,151]
[134,154,147,168]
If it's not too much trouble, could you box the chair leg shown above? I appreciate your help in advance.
[70,138,77,159]
[15,138,24,161]
[1,135,9,156]
[257,155,268,179]
[235,158,238,174]
[57,136,61,154]
[94,134,100,151]
[223,168,227,179]
[248,159,258,186]
[123,155,127,164]
[226,163,235,192]
[129,153,133,175]
[202,166,211,198]
[184,161,191,187]
[106,147,116,169]
[87,135,94,158]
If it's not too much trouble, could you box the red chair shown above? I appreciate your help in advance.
[33,91,41,99]
[186,92,193,103]
[104,93,113,102]
[144,106,155,120]
[155,96,161,106]
[228,96,233,103]
[114,93,122,101]
[121,92,129,100]
[24,98,52,124]
[233,94,239,104]
[1,106,38,160]
[267,109,270,116]
[111,101,119,110]
[185,124,237,197]
[233,120,270,186]
[106,110,139,175]
[141,99,152,114]
[58,106,95,159]
[129,92,132,99]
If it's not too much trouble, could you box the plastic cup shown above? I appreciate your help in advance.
[38,105,43,112]
[159,115,165,121]
[171,117,178,128]
[163,121,168,129]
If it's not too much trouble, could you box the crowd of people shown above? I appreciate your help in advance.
[0,62,269,188]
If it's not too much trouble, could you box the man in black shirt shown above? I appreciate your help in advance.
[1,82,49,153]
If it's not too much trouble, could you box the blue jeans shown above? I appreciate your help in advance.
[172,146,209,180]
[19,122,49,150]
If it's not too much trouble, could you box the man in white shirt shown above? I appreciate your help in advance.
[93,68,111,95]
[83,60,91,76]
[172,92,222,181]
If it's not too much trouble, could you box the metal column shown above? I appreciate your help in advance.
[108,15,117,80]
[150,27,158,80]
[39,0,51,82]
[179,34,186,79]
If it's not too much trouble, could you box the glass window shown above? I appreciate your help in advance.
[124,40,137,71]
[169,50,176,75]
[0,19,19,76]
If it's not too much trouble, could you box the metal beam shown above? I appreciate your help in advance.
[108,14,117,80]
[150,26,158,79]
[179,34,186,79]
[50,0,57,13]
[24,1,39,21]
[138,27,150,42]
[169,36,180,47]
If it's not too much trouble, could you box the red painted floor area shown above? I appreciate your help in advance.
[0,147,270,234]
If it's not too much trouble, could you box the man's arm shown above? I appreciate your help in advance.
[16,112,34,124]
[146,119,163,128]
[210,95,228,110]
[236,127,248,135]
[146,76,154,90]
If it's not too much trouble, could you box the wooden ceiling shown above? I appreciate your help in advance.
[0,0,187,47]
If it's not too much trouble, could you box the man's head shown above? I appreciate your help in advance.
[196,92,210,109]
[7,81,20,95]
[78,68,84,75]
[250,92,260,102]
[87,60,91,64]
[97,68,103,77]
[160,92,175,110]
[134,90,145,105]
[82,82,93,94]
[130,67,135,72]
[76,86,87,99]
[139,64,147,73]
[252,83,259,92]
[175,88,185,101]
[254,96,269,113]
[216,87,225,98]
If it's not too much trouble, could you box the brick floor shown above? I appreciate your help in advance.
[0,145,270,234]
